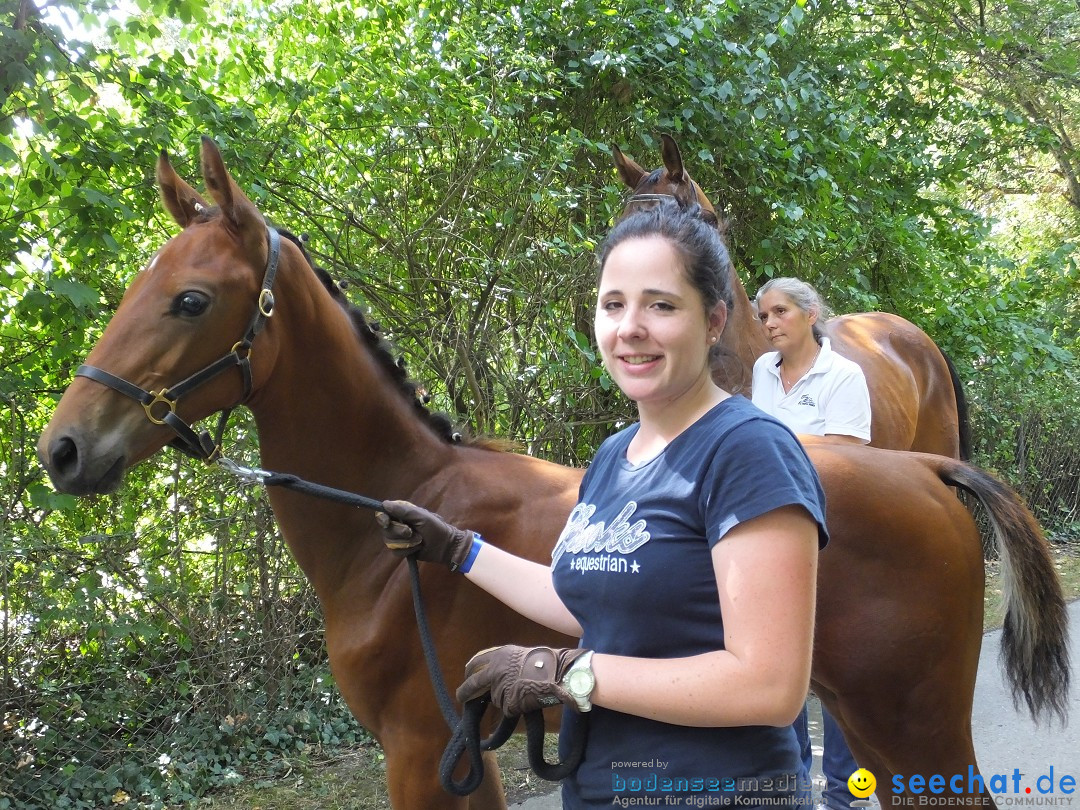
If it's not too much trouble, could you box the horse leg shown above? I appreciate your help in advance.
[811,684,892,790]
[382,732,470,809]
[844,717,991,810]
[812,612,985,807]
[819,661,996,810]
[852,751,896,810]
[468,751,509,810]
[381,733,510,810]
[833,731,896,809]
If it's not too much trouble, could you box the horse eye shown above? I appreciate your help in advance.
[173,291,209,317]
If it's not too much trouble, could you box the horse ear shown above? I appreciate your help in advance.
[157,151,210,228]
[198,135,267,265]
[611,143,646,190]
[660,134,685,183]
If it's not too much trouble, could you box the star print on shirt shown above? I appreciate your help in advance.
[630,561,640,573]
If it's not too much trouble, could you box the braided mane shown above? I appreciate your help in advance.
[275,228,465,445]
[184,207,473,445]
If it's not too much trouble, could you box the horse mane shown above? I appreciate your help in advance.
[182,209,513,451]
[271,227,476,446]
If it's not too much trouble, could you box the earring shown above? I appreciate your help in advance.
[709,336,718,344]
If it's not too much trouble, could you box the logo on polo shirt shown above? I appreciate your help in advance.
[797,394,816,407]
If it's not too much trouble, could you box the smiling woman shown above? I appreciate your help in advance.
[593,235,726,433]
[378,198,828,808]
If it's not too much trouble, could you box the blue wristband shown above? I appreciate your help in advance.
[459,534,484,574]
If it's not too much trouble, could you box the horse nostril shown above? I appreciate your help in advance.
[50,435,79,476]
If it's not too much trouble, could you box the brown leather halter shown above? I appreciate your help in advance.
[74,226,282,462]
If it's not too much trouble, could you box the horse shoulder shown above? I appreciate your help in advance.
[408,446,582,562]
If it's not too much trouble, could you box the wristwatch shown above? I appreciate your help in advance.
[561,650,596,712]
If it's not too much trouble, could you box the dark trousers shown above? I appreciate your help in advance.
[795,701,859,809]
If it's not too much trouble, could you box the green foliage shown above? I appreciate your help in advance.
[3,641,367,809]
[2,0,1079,805]
[2,429,370,808]
[968,369,1080,541]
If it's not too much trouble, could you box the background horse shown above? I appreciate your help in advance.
[38,138,1066,809]
[613,134,972,460]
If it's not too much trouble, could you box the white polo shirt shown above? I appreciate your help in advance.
[751,337,872,441]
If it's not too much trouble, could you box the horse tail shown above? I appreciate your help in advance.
[939,347,973,461]
[937,458,1069,724]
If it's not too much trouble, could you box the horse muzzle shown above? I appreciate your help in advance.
[38,425,129,496]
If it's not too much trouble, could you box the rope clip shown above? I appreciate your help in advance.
[216,457,272,485]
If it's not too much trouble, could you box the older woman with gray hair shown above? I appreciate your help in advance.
[751,277,870,810]
[752,278,870,444]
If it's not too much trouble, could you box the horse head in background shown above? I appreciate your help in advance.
[613,134,766,396]
[614,134,972,460]
[613,133,722,227]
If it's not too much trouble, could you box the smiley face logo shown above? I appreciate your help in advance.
[848,768,876,799]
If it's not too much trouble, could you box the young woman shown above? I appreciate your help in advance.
[378,201,827,809]
[752,277,871,809]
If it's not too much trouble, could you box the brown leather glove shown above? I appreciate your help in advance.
[376,500,475,571]
[456,645,589,716]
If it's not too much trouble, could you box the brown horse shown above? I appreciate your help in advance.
[38,138,1066,809]
[613,134,971,459]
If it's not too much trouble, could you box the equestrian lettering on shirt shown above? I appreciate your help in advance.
[796,394,816,407]
[550,501,650,568]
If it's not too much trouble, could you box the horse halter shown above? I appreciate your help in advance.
[74,226,282,463]
[624,180,719,226]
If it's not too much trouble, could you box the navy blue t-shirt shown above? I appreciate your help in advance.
[552,396,827,808]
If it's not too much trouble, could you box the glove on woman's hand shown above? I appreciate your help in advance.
[456,645,589,716]
[376,500,474,571]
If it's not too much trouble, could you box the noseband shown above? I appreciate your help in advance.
[74,226,282,462]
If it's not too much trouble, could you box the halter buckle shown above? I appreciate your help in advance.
[231,340,252,360]
[258,289,275,317]
[142,390,178,425]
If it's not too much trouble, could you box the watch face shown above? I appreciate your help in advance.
[568,668,594,696]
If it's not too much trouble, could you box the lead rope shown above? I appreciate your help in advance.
[216,459,585,795]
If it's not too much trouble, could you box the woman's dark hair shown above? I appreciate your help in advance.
[597,199,735,316]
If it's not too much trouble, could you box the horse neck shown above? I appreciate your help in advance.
[244,256,451,596]
[715,267,771,395]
